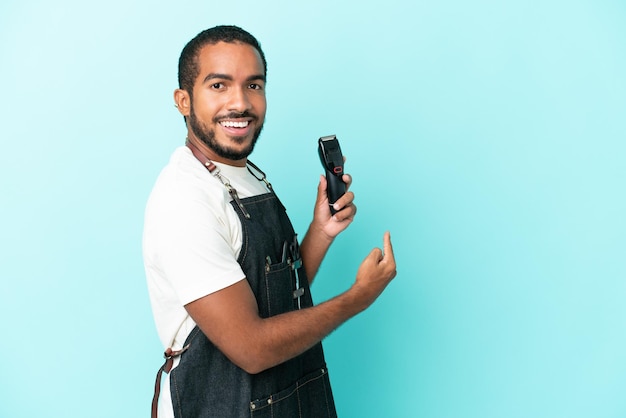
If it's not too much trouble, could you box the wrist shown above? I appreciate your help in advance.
[341,285,370,315]
[308,220,335,243]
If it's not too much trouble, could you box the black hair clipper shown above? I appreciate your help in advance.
[318,135,346,215]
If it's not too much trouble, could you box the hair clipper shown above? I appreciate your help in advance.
[318,135,346,215]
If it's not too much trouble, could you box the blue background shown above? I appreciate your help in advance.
[1,0,625,417]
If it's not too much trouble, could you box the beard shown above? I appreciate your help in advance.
[189,105,263,161]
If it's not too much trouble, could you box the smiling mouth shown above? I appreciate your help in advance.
[219,120,250,128]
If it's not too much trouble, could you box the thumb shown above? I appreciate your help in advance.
[317,174,328,204]
[367,247,384,263]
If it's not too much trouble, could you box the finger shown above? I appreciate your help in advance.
[382,231,395,261]
[333,201,356,222]
[341,173,353,190]
[332,190,355,212]
[382,232,397,278]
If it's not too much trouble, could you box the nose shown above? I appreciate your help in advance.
[227,86,252,113]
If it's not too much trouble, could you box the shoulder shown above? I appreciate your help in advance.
[146,147,231,217]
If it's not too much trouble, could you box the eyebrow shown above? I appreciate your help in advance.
[202,73,266,84]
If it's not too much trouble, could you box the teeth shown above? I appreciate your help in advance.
[220,121,249,128]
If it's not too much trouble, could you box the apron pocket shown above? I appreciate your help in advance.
[263,261,297,317]
[249,367,336,418]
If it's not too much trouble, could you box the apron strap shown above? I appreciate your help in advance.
[151,345,190,418]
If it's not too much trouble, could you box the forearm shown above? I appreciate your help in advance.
[243,288,366,374]
[187,278,363,376]
[299,222,334,284]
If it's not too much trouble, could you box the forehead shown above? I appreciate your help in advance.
[195,41,264,82]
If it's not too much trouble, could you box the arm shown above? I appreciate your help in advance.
[185,232,396,375]
[299,174,356,284]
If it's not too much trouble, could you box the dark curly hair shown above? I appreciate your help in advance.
[178,25,267,94]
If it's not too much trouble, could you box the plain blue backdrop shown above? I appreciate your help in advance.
[1,0,625,417]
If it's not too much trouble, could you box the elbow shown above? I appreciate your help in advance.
[241,362,265,375]
[234,353,272,375]
[226,344,275,375]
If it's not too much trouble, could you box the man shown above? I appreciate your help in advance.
[144,25,397,418]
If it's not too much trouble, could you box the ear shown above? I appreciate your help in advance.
[173,89,191,116]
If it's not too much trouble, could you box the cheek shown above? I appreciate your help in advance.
[193,91,222,114]
[254,96,267,118]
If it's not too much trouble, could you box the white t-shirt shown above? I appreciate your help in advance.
[143,146,269,417]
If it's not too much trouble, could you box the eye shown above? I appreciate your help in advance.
[248,83,263,90]
[211,82,224,89]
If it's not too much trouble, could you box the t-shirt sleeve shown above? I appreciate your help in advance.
[153,185,245,306]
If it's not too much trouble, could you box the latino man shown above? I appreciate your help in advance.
[144,25,397,418]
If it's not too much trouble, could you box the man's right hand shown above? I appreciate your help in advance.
[350,231,397,312]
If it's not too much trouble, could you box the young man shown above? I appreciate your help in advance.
[144,25,397,418]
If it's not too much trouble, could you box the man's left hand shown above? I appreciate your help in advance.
[313,173,357,239]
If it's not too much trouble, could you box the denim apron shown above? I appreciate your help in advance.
[168,167,338,418]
